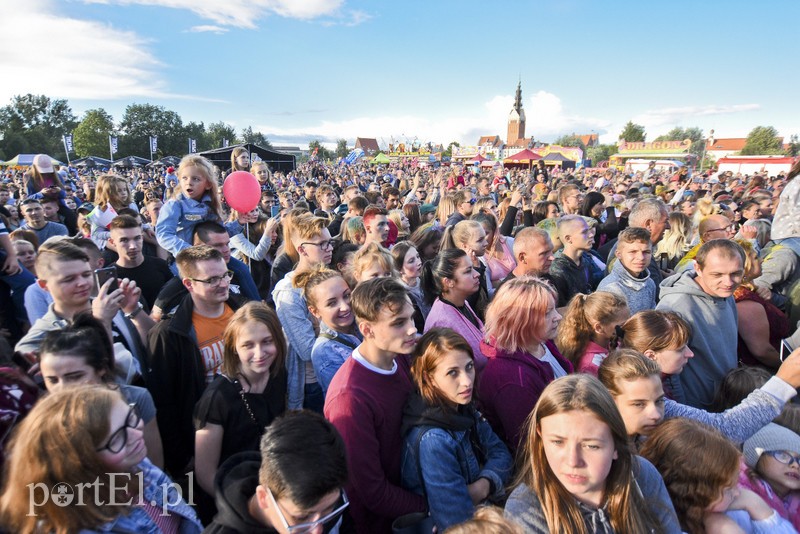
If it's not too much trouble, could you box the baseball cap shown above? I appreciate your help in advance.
[33,154,54,174]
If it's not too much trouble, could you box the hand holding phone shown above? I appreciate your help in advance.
[659,253,670,271]
[780,339,794,362]
[94,266,119,295]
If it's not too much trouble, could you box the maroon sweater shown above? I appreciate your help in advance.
[476,339,572,455]
[324,352,427,534]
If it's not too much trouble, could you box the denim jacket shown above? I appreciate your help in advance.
[156,193,243,257]
[311,323,362,397]
[401,408,513,530]
[81,458,202,534]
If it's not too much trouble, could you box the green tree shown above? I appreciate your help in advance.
[241,126,272,148]
[207,122,238,149]
[118,103,184,158]
[586,144,618,166]
[618,121,646,143]
[786,134,800,157]
[741,126,783,155]
[308,140,333,160]
[335,139,349,158]
[73,109,115,157]
[0,94,78,156]
[654,126,705,157]
[443,141,460,157]
[552,134,586,152]
[183,121,208,153]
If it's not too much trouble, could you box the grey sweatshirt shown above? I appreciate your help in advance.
[597,259,656,314]
[656,270,738,409]
[504,456,681,533]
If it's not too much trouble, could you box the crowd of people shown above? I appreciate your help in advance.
[0,149,798,533]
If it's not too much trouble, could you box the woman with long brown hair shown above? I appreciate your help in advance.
[505,374,678,533]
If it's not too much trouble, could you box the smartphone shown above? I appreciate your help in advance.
[270,205,281,218]
[659,253,670,271]
[94,266,119,295]
[780,339,794,362]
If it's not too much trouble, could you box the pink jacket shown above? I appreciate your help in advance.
[738,461,800,532]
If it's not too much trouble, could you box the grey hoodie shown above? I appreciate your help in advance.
[597,258,656,314]
[656,270,738,409]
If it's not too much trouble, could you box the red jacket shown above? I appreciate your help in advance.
[476,339,572,455]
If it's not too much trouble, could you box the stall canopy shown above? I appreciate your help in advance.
[371,153,391,165]
[113,156,151,168]
[470,154,489,165]
[149,156,181,168]
[199,143,296,174]
[503,149,542,165]
[543,152,576,169]
[73,156,113,169]
[1,154,64,167]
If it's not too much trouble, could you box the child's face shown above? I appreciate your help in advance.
[180,166,210,200]
[361,300,417,355]
[539,409,618,509]
[613,375,665,437]
[615,239,652,276]
[649,344,693,375]
[357,262,392,282]
[756,451,800,497]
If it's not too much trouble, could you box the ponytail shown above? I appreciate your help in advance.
[556,293,593,368]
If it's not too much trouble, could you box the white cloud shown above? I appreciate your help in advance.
[632,103,761,130]
[0,0,223,103]
[256,90,612,148]
[82,0,352,29]
[186,25,229,34]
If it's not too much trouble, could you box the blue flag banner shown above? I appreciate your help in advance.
[149,136,158,154]
[188,138,197,154]
[63,134,74,153]
[222,138,229,148]
[109,136,118,155]
[344,148,365,165]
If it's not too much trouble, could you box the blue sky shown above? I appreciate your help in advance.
[3,0,799,149]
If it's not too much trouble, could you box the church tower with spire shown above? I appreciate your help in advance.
[506,81,526,145]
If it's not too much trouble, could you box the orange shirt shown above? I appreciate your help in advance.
[193,305,235,384]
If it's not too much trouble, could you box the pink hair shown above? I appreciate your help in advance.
[483,276,556,352]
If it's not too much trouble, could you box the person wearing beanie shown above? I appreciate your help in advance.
[739,423,800,531]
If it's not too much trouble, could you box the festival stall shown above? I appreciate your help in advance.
[72,156,112,169]
[199,143,296,174]
[715,156,795,176]
[609,139,695,171]
[503,149,542,168]
[0,154,64,167]
[371,153,391,165]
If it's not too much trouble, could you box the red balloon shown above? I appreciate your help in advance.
[223,171,260,213]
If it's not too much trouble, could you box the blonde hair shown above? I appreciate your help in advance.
[597,348,662,397]
[440,219,483,251]
[94,174,129,211]
[484,276,556,352]
[515,375,660,534]
[436,194,456,225]
[443,506,523,534]
[352,242,395,282]
[341,216,365,245]
[0,387,135,534]
[178,155,222,217]
[620,310,690,354]
[279,207,309,262]
[656,212,693,262]
[556,292,629,368]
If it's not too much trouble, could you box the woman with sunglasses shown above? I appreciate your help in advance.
[0,386,201,533]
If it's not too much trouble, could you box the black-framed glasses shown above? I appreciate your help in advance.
[266,487,349,534]
[96,404,141,454]
[189,270,234,286]
[301,240,334,251]
[764,450,800,467]
[463,198,477,205]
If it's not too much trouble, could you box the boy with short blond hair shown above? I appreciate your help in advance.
[598,227,656,313]
[548,215,595,306]
[324,277,426,533]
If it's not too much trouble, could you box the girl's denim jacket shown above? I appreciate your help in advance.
[156,193,242,257]
[311,323,362,396]
[401,410,513,530]
[81,458,202,533]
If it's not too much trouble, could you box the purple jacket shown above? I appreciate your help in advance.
[424,298,487,371]
[476,339,572,454]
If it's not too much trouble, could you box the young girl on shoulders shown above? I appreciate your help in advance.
[87,174,138,249]
[641,418,796,534]
[556,291,629,376]
[156,155,244,257]
[504,374,679,534]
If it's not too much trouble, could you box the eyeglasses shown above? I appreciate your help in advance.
[463,198,476,205]
[301,240,334,251]
[189,270,234,286]
[96,404,141,454]
[266,487,349,534]
[764,450,800,467]
[705,224,733,235]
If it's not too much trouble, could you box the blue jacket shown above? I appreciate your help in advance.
[81,458,202,533]
[156,193,243,257]
[311,323,362,397]
[401,398,513,530]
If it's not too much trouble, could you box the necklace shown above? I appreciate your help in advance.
[233,374,269,426]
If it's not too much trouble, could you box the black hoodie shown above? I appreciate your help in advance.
[203,452,356,534]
